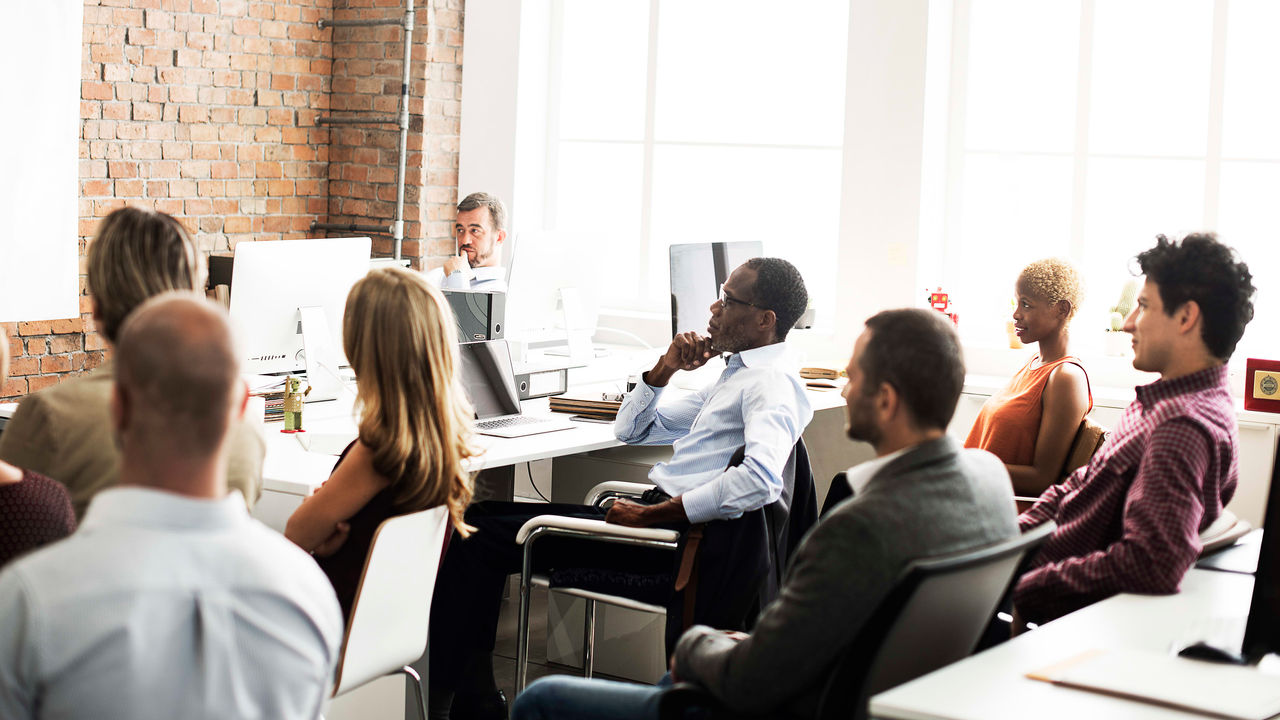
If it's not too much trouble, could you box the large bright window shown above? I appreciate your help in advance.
[544,0,849,325]
[943,0,1279,362]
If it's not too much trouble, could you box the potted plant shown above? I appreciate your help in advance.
[1104,279,1138,356]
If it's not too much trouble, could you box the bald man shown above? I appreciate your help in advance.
[0,294,343,720]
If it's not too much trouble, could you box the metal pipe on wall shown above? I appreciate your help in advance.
[313,0,418,261]
[391,0,415,261]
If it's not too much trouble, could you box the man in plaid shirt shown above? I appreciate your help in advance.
[1015,234,1255,626]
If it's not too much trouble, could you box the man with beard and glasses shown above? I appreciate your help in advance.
[426,192,509,292]
[510,308,1017,720]
[428,258,813,720]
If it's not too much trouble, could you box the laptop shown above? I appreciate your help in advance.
[460,340,575,438]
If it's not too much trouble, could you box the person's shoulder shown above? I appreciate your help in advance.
[1048,359,1089,388]
[13,372,108,423]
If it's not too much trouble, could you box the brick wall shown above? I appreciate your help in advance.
[3,0,465,400]
[323,0,461,267]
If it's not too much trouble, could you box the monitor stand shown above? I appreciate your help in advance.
[298,305,345,403]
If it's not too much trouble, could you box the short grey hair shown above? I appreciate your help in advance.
[456,192,507,232]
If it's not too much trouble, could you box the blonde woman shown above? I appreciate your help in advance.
[965,258,1092,498]
[285,267,477,620]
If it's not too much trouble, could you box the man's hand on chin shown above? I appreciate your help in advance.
[605,497,686,527]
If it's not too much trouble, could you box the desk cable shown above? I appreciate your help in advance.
[525,463,551,503]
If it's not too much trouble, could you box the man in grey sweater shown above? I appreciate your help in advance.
[512,308,1018,720]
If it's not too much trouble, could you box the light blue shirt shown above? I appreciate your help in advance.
[0,487,343,720]
[614,342,813,524]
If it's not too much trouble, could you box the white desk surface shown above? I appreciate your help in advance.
[259,353,849,498]
[870,569,1280,720]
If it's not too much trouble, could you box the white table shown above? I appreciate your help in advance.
[870,569,1279,720]
[253,393,627,531]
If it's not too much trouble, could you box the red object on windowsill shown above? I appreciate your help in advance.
[1244,358,1280,413]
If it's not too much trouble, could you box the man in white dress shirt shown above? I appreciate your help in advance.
[0,294,343,720]
[426,191,509,292]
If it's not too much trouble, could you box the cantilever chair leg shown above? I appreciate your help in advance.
[583,598,597,678]
[401,665,427,720]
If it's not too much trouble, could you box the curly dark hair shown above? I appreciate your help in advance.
[1134,234,1255,361]
[861,309,965,431]
[743,257,808,341]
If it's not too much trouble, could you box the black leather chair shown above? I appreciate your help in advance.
[656,522,1057,720]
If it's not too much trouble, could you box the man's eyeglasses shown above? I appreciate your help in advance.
[719,284,768,311]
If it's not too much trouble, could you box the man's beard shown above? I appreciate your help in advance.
[845,391,881,445]
[710,324,750,354]
[463,246,492,268]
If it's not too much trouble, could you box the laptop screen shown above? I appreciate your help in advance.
[458,340,522,420]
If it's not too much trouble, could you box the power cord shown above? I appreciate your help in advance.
[526,462,551,503]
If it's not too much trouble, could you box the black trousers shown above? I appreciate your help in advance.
[428,500,677,690]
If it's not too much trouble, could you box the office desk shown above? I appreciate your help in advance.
[253,393,627,531]
[253,378,854,532]
[870,569,1279,720]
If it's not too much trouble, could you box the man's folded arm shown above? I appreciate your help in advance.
[612,378,704,446]
[681,384,805,524]
[1015,419,1213,623]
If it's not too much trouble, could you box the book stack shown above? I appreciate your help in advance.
[548,393,623,421]
[256,390,286,422]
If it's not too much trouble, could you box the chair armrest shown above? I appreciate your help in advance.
[584,481,655,507]
[515,515,681,545]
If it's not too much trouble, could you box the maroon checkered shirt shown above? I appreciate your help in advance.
[1014,364,1238,625]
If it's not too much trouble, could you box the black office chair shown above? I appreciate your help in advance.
[656,521,1057,720]
[512,439,815,691]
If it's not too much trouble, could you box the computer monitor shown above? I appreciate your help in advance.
[1242,448,1280,662]
[668,241,763,337]
[457,340,521,420]
[228,237,372,377]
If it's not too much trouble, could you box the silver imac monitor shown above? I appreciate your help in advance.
[668,241,763,337]
[228,237,372,376]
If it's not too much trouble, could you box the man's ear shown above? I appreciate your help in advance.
[758,309,777,337]
[234,380,249,422]
[495,229,507,246]
[1056,299,1072,321]
[1176,300,1202,336]
[110,382,130,437]
[876,381,898,423]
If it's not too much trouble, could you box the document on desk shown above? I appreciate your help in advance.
[1027,648,1280,720]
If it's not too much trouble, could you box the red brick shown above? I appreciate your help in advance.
[7,357,38,376]
[27,376,62,393]
[107,161,138,178]
[49,336,83,354]
[49,318,83,334]
[0,377,26,399]
[16,321,51,337]
[83,82,114,101]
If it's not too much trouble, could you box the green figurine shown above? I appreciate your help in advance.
[281,375,311,433]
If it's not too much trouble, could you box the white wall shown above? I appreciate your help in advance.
[0,0,82,322]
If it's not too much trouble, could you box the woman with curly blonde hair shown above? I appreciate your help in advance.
[965,258,1092,498]
[286,266,477,620]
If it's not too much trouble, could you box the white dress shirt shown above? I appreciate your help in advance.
[0,487,343,720]
[613,342,813,524]
[425,264,507,293]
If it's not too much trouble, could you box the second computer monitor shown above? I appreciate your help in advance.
[228,237,372,375]
[668,240,763,337]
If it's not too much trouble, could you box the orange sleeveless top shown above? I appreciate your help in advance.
[964,355,1092,467]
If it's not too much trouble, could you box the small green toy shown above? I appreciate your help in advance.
[281,375,311,433]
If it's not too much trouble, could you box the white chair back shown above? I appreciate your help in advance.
[332,506,451,697]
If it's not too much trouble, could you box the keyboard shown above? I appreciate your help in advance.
[476,415,548,430]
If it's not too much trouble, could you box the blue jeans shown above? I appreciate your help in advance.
[512,674,676,720]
